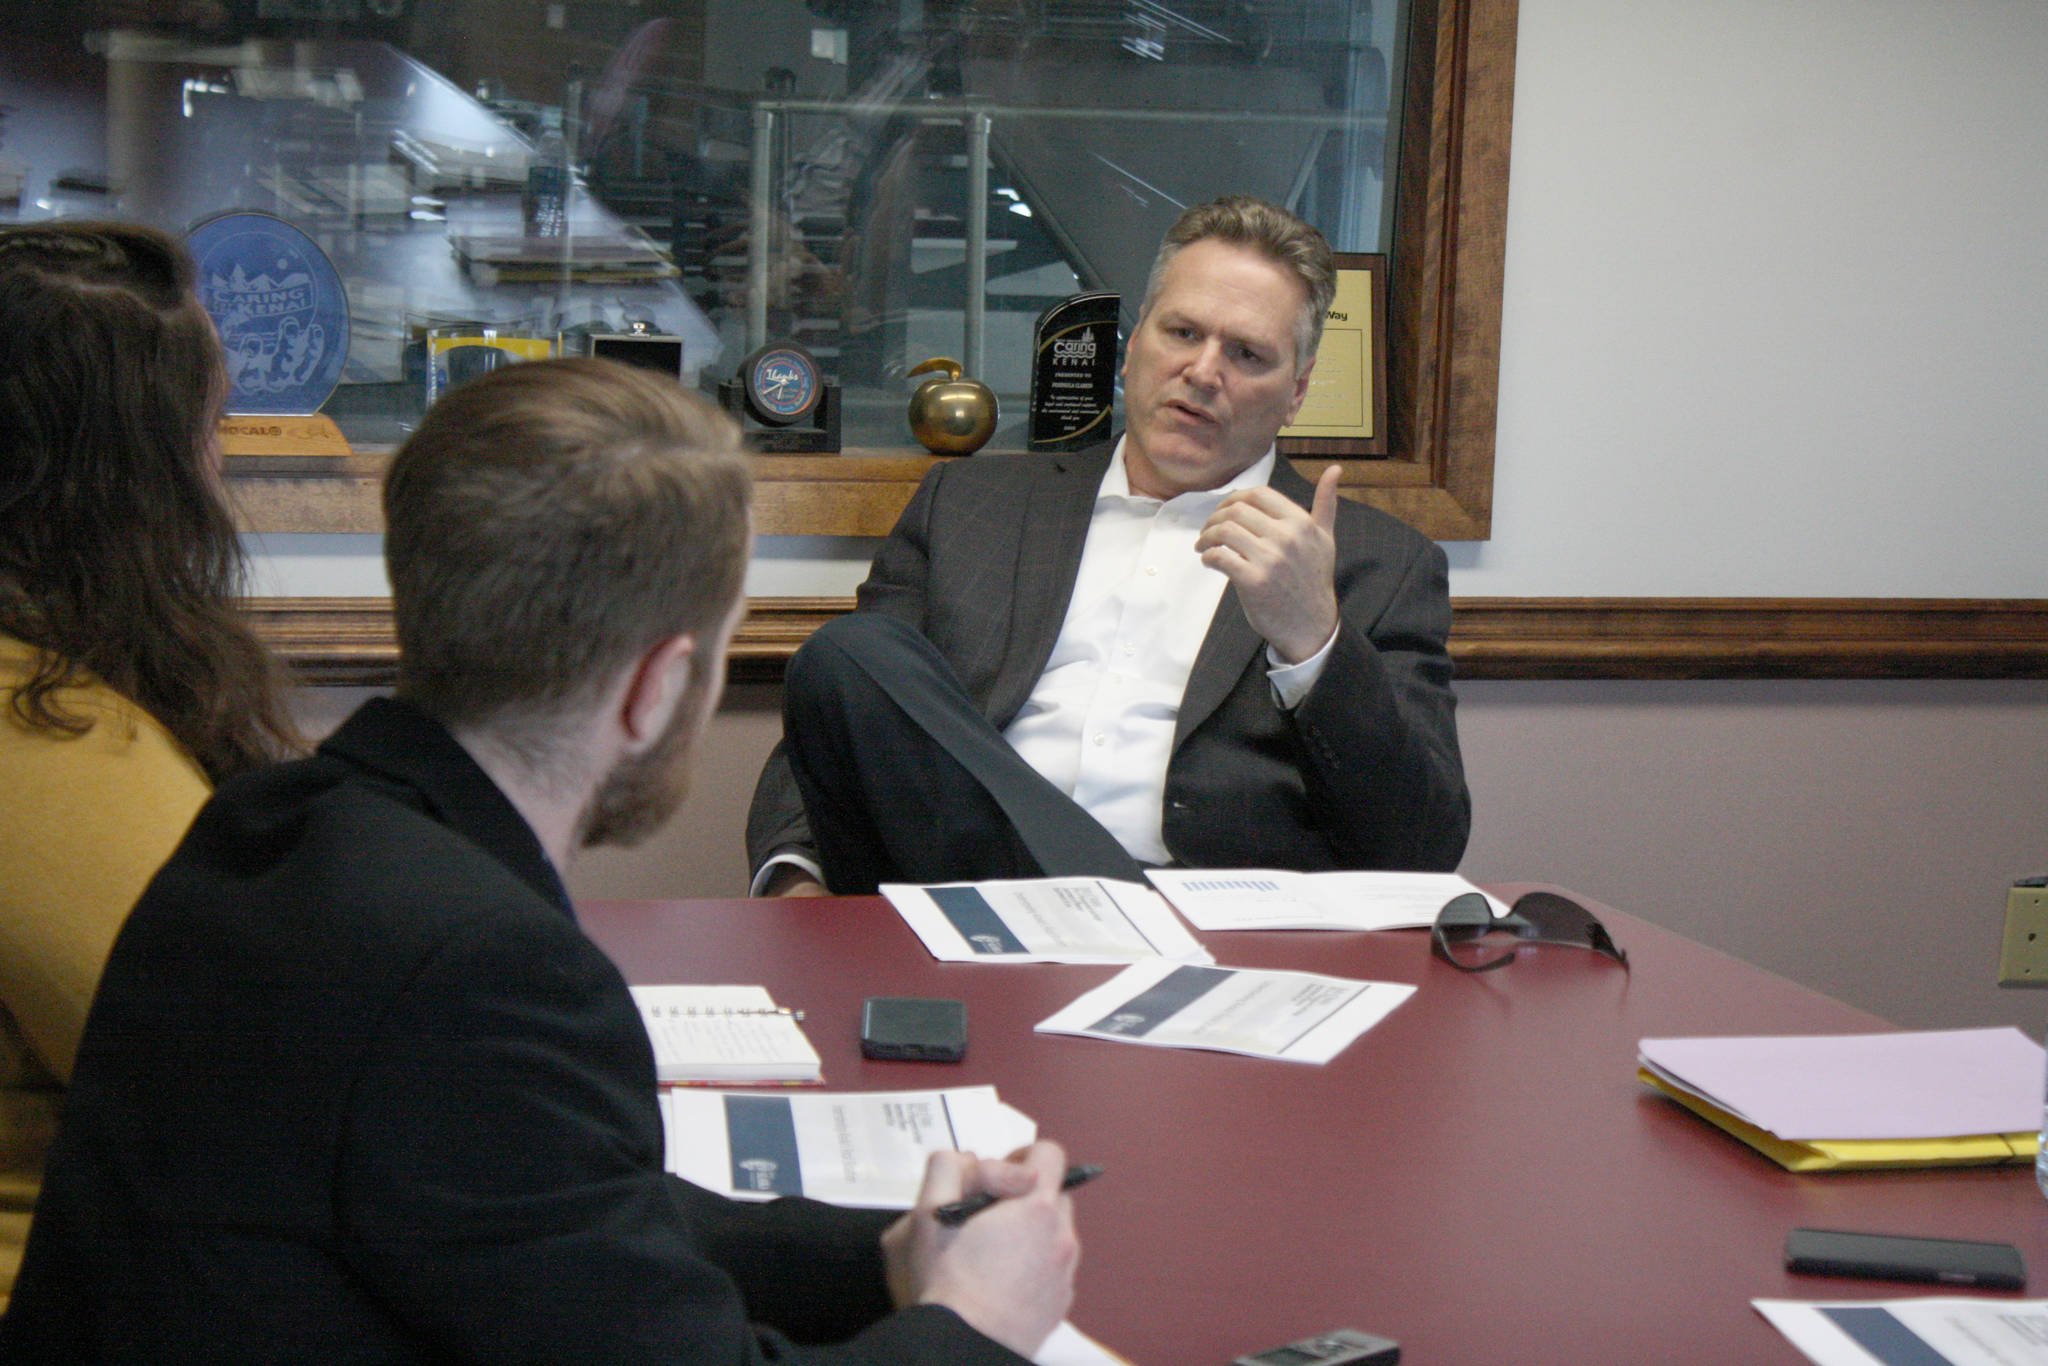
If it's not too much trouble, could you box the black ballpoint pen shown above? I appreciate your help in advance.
[933,1163,1103,1227]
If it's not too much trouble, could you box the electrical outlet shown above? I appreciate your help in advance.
[1996,879,2048,986]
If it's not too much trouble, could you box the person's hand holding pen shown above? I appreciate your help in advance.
[935,1163,1102,1226]
[882,1140,1083,1357]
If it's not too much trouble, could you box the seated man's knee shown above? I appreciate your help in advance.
[785,612,983,767]
[788,613,926,694]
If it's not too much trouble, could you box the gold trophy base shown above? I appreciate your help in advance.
[217,413,352,460]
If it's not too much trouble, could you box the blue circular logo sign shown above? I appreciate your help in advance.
[186,212,349,416]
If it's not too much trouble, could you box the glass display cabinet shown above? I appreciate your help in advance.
[0,0,1510,540]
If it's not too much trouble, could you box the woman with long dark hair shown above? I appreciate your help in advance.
[0,221,297,1307]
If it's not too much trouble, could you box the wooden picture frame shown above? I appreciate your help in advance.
[1278,253,1389,458]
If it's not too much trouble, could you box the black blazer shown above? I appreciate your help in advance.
[750,445,1469,876]
[2,698,1024,1365]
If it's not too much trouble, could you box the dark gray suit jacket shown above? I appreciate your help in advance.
[749,446,1469,876]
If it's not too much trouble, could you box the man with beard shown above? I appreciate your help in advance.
[1,360,1079,1365]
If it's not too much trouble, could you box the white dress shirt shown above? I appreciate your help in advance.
[1003,441,1334,865]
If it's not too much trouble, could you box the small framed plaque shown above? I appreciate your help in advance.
[1277,253,1388,458]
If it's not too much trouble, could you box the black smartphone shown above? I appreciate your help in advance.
[1785,1228,2026,1290]
[1230,1328,1399,1366]
[860,997,968,1062]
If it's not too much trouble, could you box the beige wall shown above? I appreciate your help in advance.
[296,677,2048,1038]
[1456,679,2048,1038]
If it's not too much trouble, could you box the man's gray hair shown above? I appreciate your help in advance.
[1137,195,1338,374]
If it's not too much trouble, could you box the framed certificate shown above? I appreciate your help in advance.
[1277,253,1388,458]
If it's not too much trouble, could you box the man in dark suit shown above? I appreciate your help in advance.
[0,359,1078,1364]
[749,196,1468,895]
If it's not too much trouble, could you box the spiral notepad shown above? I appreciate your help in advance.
[629,985,823,1085]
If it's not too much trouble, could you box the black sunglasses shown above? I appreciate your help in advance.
[1431,890,1629,973]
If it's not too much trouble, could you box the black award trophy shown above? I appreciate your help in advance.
[1026,292,1119,452]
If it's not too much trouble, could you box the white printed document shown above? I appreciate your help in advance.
[1145,868,1506,931]
[1033,959,1414,1064]
[1755,1297,2048,1366]
[659,1085,1037,1208]
[884,877,1212,964]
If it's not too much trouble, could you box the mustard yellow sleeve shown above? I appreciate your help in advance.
[0,664,210,1085]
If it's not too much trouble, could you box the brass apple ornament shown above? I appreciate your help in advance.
[906,357,998,455]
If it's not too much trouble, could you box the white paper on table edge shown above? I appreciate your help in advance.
[1143,868,1507,932]
[1751,1297,2048,1366]
[1283,978,1417,1063]
[881,878,1213,965]
[1753,1298,1877,1366]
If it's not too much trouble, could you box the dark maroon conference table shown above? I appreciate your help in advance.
[578,887,2047,1365]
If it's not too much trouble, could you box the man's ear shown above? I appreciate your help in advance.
[617,632,697,750]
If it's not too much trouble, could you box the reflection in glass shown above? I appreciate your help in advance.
[0,3,1405,453]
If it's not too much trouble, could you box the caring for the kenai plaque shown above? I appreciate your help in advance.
[187,211,353,458]
[1027,292,1119,452]
[1277,253,1387,458]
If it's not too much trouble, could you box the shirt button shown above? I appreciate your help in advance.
[1092,733,1107,746]
[1120,643,1135,656]
[1145,565,1160,576]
